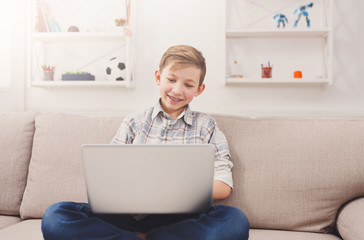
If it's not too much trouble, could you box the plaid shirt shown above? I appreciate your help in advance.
[111,100,233,188]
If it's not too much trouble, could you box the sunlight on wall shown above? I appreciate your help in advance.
[0,0,12,88]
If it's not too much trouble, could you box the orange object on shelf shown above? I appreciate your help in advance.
[294,71,302,78]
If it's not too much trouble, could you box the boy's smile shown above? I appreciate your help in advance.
[155,63,205,120]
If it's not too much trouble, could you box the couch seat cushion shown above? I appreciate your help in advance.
[249,229,341,240]
[20,113,124,219]
[0,219,42,240]
[0,216,21,230]
[0,112,36,215]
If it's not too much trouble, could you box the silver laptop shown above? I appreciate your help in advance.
[82,144,215,214]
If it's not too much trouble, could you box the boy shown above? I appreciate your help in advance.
[42,45,249,240]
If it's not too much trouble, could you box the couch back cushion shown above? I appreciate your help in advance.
[0,112,36,215]
[213,115,364,233]
[20,113,124,219]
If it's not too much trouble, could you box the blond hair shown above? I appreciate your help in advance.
[159,45,206,86]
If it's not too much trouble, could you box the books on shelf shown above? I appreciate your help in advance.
[34,0,61,32]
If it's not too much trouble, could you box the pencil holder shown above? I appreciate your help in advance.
[261,66,272,78]
[44,71,54,81]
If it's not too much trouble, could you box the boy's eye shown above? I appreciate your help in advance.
[167,78,175,82]
[186,84,194,88]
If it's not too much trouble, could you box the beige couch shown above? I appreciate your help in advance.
[0,112,363,240]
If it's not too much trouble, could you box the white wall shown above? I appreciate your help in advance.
[14,0,364,115]
[0,0,26,111]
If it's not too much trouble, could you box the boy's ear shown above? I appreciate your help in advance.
[155,70,161,85]
[195,83,205,97]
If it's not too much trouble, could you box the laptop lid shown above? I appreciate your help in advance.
[82,144,215,214]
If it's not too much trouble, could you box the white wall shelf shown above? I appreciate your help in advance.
[225,0,333,86]
[32,80,129,88]
[32,31,127,42]
[27,0,134,89]
[226,28,330,38]
[226,77,330,85]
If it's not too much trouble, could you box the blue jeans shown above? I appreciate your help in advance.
[42,202,249,240]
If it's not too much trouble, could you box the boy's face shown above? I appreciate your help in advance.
[155,63,205,119]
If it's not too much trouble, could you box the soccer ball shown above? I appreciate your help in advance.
[105,57,126,81]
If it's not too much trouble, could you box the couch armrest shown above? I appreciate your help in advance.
[337,197,364,240]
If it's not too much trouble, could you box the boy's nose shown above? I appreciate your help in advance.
[171,83,183,94]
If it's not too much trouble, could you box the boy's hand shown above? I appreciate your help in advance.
[213,180,232,200]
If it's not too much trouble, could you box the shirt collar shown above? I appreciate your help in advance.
[152,99,193,126]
